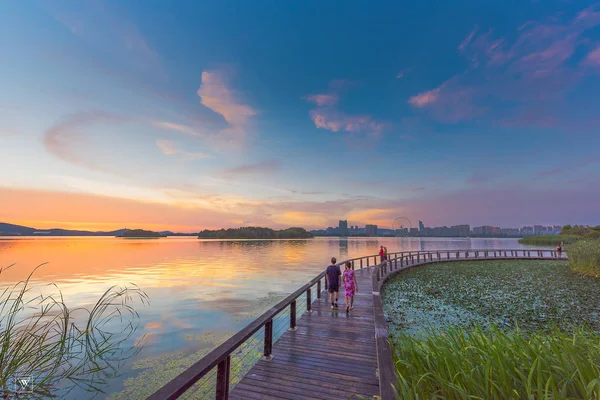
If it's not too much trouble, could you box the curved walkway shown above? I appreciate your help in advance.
[229,266,378,400]
[148,249,566,400]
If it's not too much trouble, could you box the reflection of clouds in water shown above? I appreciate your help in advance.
[2,236,536,398]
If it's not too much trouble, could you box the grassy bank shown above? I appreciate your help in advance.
[518,234,580,245]
[568,239,600,278]
[392,325,600,399]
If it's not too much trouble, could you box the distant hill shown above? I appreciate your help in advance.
[118,229,166,238]
[0,222,197,237]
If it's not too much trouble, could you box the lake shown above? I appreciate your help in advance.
[0,236,544,398]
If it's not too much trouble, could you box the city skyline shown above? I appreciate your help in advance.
[2,1,600,232]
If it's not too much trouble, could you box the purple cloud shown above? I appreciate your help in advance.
[305,80,387,138]
[409,5,600,129]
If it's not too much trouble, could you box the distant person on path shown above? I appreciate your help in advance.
[379,246,386,262]
[325,257,341,309]
[556,243,563,257]
[343,261,358,313]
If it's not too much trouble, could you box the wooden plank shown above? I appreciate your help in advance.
[230,267,379,400]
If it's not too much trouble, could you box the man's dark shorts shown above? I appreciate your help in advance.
[328,283,339,293]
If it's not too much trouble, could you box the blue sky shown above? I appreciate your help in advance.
[1,0,599,231]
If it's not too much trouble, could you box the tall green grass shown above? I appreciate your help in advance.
[0,263,149,398]
[391,325,600,400]
[518,235,580,245]
[568,239,600,279]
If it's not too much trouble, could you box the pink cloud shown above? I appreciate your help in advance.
[220,160,282,179]
[44,111,126,173]
[310,109,385,135]
[156,139,177,155]
[52,3,159,70]
[156,139,211,161]
[408,6,600,129]
[408,88,440,107]
[305,94,338,106]
[458,27,478,52]
[306,80,387,138]
[585,46,600,66]
[197,70,256,127]
[152,121,203,136]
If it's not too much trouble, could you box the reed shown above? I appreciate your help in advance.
[0,263,149,398]
[391,324,600,400]
[568,239,600,278]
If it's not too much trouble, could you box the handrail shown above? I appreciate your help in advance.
[370,248,567,400]
[148,248,566,400]
[147,251,384,400]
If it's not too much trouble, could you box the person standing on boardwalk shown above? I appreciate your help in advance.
[379,246,385,262]
[325,257,341,309]
[343,261,358,313]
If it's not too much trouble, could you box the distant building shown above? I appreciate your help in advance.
[419,220,424,232]
[338,220,348,236]
[366,224,378,237]
[409,227,419,236]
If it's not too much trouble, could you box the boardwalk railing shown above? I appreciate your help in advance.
[371,248,567,400]
[148,248,565,400]
[147,252,387,400]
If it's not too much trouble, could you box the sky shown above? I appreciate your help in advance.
[1,0,600,232]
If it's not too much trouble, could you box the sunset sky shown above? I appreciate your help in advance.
[1,0,600,232]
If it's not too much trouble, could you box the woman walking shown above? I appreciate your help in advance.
[343,261,358,313]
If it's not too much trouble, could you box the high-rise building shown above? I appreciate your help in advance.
[366,224,378,237]
[339,220,348,236]
[419,221,424,231]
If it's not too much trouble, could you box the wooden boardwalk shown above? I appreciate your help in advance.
[230,267,379,400]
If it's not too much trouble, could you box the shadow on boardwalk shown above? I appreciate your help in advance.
[229,267,378,400]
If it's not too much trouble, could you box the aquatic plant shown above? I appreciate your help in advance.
[382,260,600,335]
[568,239,600,278]
[391,324,600,400]
[518,234,581,245]
[0,263,148,398]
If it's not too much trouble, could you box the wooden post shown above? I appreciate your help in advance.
[367,257,370,267]
[395,258,398,269]
[352,260,355,270]
[317,279,321,299]
[290,300,297,331]
[263,320,273,360]
[215,356,231,400]
[360,258,363,268]
[306,288,312,312]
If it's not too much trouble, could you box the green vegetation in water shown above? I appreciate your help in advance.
[382,260,600,399]
[568,239,600,278]
[197,226,313,239]
[382,260,600,335]
[518,234,581,245]
[109,335,263,399]
[119,229,165,238]
[0,263,148,399]
[111,292,290,399]
[391,324,600,400]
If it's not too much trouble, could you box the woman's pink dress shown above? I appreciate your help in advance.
[344,270,355,298]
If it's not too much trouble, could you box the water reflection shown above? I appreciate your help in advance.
[0,236,548,398]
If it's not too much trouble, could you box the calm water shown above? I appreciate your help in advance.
[0,236,541,398]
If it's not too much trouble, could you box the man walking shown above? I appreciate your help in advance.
[325,257,342,309]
